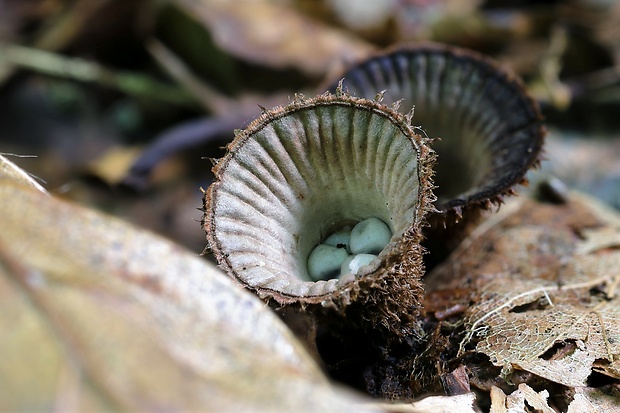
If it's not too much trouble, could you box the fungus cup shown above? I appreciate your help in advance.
[328,43,546,226]
[202,87,435,336]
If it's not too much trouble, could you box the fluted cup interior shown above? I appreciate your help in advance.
[207,100,423,300]
[331,44,544,213]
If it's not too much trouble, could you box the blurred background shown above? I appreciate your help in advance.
[1,0,619,253]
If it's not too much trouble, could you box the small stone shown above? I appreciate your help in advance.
[307,243,350,281]
[340,253,377,276]
[349,217,392,254]
[324,228,352,253]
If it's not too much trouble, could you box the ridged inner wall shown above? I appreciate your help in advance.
[339,49,541,207]
[214,105,420,295]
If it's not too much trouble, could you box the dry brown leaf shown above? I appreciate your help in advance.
[490,384,555,413]
[84,146,144,185]
[490,386,508,412]
[0,158,381,412]
[429,194,620,388]
[566,386,620,413]
[367,392,476,413]
[468,269,620,387]
[173,0,373,76]
[577,225,620,255]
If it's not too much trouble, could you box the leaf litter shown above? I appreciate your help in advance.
[426,192,620,410]
[3,66,620,413]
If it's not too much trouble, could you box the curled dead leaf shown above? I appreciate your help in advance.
[171,0,374,76]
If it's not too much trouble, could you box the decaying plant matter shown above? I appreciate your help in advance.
[423,192,620,410]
